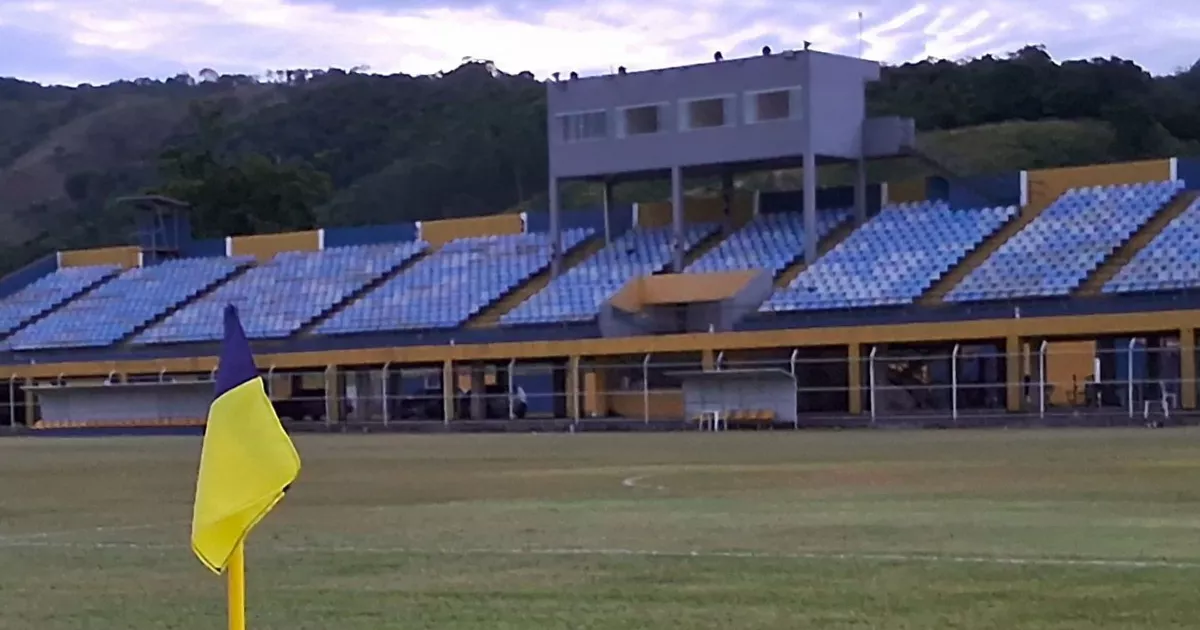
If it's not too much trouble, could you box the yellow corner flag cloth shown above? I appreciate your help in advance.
[191,304,301,574]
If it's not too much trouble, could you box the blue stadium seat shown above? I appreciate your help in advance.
[502,223,719,325]
[762,202,1017,311]
[684,210,850,275]
[0,265,120,337]
[945,180,1183,302]
[7,257,253,350]
[1104,196,1200,294]
[317,229,592,334]
[137,242,426,344]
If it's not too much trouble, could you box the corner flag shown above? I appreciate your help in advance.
[191,304,301,575]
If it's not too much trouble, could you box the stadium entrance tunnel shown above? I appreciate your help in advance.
[600,271,773,336]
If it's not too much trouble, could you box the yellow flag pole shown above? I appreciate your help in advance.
[228,542,247,630]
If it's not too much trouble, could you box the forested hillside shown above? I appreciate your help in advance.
[1,45,1198,272]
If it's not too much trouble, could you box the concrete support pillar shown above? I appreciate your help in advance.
[566,355,581,421]
[469,364,487,420]
[701,348,716,371]
[549,175,561,277]
[23,377,34,426]
[1005,335,1022,412]
[1029,338,1045,411]
[802,49,818,262]
[1181,328,1196,410]
[848,343,862,414]
[854,151,868,224]
[323,364,341,425]
[802,150,818,262]
[602,180,614,244]
[721,170,734,226]
[442,359,454,424]
[671,165,685,271]
[584,363,609,418]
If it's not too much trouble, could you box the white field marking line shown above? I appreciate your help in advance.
[4,538,1200,571]
[621,474,668,492]
[0,522,179,542]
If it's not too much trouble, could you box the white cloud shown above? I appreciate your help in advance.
[0,0,1195,85]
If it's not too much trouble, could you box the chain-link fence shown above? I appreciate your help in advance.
[3,338,1192,430]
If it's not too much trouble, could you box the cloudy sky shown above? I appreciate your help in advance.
[0,0,1194,86]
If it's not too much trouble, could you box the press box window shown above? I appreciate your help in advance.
[618,104,666,137]
[744,87,803,123]
[679,96,733,130]
[559,111,608,143]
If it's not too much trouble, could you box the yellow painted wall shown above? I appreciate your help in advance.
[1045,340,1096,405]
[421,215,523,247]
[1027,159,1171,208]
[637,191,755,228]
[886,179,926,204]
[14,309,1200,379]
[611,271,757,309]
[638,201,674,228]
[230,231,320,262]
[58,246,140,269]
[583,367,609,417]
[609,389,683,420]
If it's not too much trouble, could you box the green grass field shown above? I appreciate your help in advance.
[3,429,1200,629]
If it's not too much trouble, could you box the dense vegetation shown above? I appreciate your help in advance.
[1,45,1198,271]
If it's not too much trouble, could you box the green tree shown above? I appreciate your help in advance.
[153,103,333,236]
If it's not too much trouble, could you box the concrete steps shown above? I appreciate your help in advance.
[918,198,1056,305]
[1075,191,1199,297]
[466,234,607,329]
[773,219,858,289]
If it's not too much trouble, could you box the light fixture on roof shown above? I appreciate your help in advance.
[762,46,771,56]
[569,71,579,79]
[714,51,723,61]
[618,66,627,74]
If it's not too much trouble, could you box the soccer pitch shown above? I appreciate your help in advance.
[2,429,1200,629]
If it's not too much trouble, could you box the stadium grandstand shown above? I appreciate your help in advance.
[4,49,1200,432]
